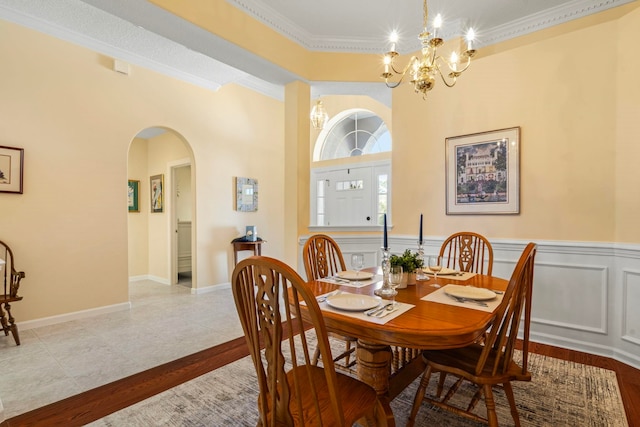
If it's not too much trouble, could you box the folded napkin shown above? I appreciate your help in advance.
[421,284,503,312]
[314,291,414,324]
[317,275,381,289]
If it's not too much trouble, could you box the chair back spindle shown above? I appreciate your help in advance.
[303,234,346,281]
[440,232,494,275]
[478,242,535,379]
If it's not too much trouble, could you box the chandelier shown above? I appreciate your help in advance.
[381,0,476,98]
[310,100,329,129]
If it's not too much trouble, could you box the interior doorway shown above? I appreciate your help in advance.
[171,162,192,288]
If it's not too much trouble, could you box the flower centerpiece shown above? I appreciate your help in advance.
[390,249,424,286]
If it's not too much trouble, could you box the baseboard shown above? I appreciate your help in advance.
[191,282,230,295]
[128,274,170,285]
[19,302,131,331]
[531,332,640,370]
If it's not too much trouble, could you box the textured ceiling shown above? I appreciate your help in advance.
[0,0,636,107]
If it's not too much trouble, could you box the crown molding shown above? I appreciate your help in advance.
[227,0,636,52]
[480,0,637,47]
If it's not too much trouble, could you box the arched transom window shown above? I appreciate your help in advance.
[314,109,391,161]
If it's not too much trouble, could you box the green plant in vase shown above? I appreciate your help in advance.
[390,249,424,285]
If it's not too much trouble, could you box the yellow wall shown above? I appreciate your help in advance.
[0,20,285,321]
[615,6,640,243]
[390,6,638,242]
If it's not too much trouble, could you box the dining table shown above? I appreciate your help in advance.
[303,266,509,406]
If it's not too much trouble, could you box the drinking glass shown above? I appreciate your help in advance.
[389,265,403,305]
[351,253,364,278]
[428,255,443,287]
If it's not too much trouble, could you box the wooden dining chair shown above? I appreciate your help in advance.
[231,256,393,427]
[440,231,494,275]
[302,234,357,370]
[407,242,536,427]
[1,240,26,346]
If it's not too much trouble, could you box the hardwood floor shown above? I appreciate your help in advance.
[2,338,638,426]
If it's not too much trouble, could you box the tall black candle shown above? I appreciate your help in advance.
[383,213,388,249]
[419,214,423,245]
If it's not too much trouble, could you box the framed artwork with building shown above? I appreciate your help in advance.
[150,174,164,213]
[445,127,520,215]
[0,145,24,194]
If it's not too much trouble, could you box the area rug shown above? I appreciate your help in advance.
[90,343,628,427]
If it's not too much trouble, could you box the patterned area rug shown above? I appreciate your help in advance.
[90,342,628,427]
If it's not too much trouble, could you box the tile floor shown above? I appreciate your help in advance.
[0,280,243,420]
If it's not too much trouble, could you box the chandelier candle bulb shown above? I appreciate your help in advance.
[466,28,475,52]
[389,31,398,53]
[433,13,442,38]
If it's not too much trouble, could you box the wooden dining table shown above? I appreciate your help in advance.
[305,268,509,402]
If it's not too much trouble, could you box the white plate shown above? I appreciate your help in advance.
[326,293,381,311]
[422,267,458,275]
[337,270,374,280]
[444,284,497,301]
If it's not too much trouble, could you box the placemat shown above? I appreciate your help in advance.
[421,284,504,312]
[317,275,381,288]
[313,291,414,324]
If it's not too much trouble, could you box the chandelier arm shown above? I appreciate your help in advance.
[384,66,413,88]
[452,55,473,74]
[390,55,419,76]
[433,54,472,77]
[434,63,458,88]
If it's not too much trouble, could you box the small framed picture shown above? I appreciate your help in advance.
[446,127,520,215]
[0,145,24,194]
[150,174,164,213]
[236,177,258,212]
[128,180,140,212]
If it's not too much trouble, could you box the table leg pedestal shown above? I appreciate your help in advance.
[356,339,393,396]
[356,340,396,425]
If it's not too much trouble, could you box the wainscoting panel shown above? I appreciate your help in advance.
[298,235,640,369]
[530,262,608,334]
[622,269,640,346]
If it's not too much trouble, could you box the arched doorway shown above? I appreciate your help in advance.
[127,127,196,288]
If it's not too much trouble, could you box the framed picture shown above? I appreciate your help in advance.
[0,145,24,194]
[445,127,520,215]
[236,177,258,212]
[128,180,140,212]
[150,174,164,213]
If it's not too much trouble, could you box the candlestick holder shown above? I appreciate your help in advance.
[375,247,396,297]
[416,242,428,280]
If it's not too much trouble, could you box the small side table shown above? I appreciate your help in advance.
[232,240,264,265]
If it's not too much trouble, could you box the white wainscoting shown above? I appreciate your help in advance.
[298,235,640,369]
